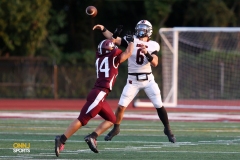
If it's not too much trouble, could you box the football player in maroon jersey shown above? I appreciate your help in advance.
[54,36,134,157]
[93,20,176,144]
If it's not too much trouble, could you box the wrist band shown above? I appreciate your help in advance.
[145,52,153,62]
[102,27,107,32]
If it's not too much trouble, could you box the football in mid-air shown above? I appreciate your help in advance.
[86,6,97,17]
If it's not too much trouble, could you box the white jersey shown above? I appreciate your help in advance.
[124,36,160,73]
[119,37,162,108]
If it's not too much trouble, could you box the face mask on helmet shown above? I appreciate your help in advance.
[97,39,118,55]
[135,20,153,38]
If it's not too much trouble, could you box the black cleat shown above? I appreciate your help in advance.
[164,128,176,143]
[55,135,65,157]
[84,134,98,153]
[104,127,120,141]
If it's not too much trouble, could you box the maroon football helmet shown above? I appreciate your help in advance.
[97,39,117,55]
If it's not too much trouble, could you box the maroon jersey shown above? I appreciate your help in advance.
[94,48,123,91]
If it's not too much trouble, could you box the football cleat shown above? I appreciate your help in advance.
[164,128,176,143]
[104,127,120,141]
[84,134,98,153]
[55,135,65,157]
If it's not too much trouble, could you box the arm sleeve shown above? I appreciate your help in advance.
[114,49,123,64]
[149,41,160,55]
[120,37,128,48]
[151,51,158,55]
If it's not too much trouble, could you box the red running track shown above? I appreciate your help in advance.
[0,99,240,113]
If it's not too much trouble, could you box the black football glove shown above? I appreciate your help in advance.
[125,31,134,43]
[112,25,123,38]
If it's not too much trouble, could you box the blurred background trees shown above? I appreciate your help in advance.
[1,0,240,61]
[0,0,240,98]
[0,0,51,56]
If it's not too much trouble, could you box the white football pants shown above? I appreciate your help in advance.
[118,73,163,108]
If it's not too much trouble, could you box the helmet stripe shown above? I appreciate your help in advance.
[99,40,105,55]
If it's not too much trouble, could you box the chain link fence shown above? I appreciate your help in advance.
[0,57,163,99]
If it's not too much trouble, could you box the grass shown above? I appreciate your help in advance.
[0,118,240,160]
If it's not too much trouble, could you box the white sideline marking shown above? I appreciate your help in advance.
[0,111,240,121]
[134,100,240,109]
[0,138,239,144]
[177,105,240,110]
[1,150,239,159]
[8,127,238,133]
[137,151,240,153]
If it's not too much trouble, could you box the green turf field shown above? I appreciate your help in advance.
[0,119,240,160]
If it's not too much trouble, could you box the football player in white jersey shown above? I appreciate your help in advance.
[93,20,176,143]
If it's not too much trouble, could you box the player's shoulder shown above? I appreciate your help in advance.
[147,40,160,51]
[148,40,159,46]
[113,48,123,56]
[101,48,121,58]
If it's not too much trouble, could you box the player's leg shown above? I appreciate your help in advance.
[94,101,116,135]
[55,119,82,157]
[64,119,82,138]
[114,105,127,124]
[81,89,107,153]
[84,100,115,153]
[55,89,106,156]
[55,100,94,157]
[85,120,115,152]
[105,80,139,141]
[144,80,176,143]
[94,120,114,136]
[104,105,126,141]
[85,100,116,143]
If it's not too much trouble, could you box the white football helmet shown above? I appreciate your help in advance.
[135,20,153,38]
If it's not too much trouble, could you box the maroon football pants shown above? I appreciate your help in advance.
[78,88,116,126]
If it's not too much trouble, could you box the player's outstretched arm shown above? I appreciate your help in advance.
[119,33,134,63]
[119,42,133,63]
[93,24,122,45]
[93,24,112,39]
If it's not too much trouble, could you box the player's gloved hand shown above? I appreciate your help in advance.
[125,31,134,43]
[112,25,123,38]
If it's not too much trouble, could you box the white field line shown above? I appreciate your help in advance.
[0,111,240,121]
[177,105,240,110]
[1,151,240,160]
[9,151,240,159]
[1,147,239,155]
[0,139,170,143]
[1,127,240,133]
[0,138,239,144]
[134,101,240,110]
[1,139,240,159]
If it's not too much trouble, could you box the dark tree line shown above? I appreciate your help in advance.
[0,0,240,64]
